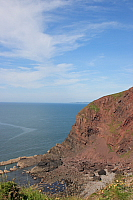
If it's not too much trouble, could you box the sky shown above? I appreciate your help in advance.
[0,0,133,103]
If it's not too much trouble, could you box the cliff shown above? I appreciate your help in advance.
[63,86,133,163]
[18,87,133,196]
[42,86,133,164]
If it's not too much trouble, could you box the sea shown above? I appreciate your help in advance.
[0,102,88,163]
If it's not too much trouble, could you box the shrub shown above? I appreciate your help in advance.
[0,181,20,199]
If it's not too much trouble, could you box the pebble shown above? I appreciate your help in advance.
[0,170,3,174]
[4,169,10,173]
[10,168,17,171]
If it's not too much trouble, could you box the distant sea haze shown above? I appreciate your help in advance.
[0,103,87,162]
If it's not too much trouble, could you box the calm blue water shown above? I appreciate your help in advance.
[0,103,87,162]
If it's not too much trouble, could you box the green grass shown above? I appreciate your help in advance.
[88,102,100,113]
[108,120,122,135]
[120,149,132,158]
[108,123,118,135]
[107,144,114,152]
[78,102,100,118]
[111,91,124,100]
[0,180,50,200]
[20,187,50,200]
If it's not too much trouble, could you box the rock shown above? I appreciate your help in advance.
[0,170,3,174]
[10,168,17,171]
[93,176,101,181]
[98,169,106,175]
[111,167,118,173]
[89,172,95,177]
[4,169,10,173]
[37,158,63,172]
[17,154,44,168]
[78,167,84,172]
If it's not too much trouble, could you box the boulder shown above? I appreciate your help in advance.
[10,167,17,171]
[38,158,63,172]
[98,169,106,175]
[0,170,3,174]
[4,169,10,173]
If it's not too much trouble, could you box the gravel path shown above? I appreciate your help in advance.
[81,169,115,198]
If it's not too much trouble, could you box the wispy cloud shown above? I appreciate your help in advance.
[0,63,75,88]
[0,63,98,89]
[0,0,131,63]
[0,0,72,61]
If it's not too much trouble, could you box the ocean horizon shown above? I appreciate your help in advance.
[0,102,88,162]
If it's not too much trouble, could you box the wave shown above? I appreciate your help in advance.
[0,121,36,141]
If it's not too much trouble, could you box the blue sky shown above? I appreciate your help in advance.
[0,0,133,103]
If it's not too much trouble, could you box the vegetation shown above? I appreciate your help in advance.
[88,174,133,200]
[108,123,119,135]
[0,180,50,200]
[111,91,124,100]
[108,120,122,135]
[107,144,114,152]
[88,102,100,113]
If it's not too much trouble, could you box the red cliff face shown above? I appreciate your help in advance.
[49,87,133,166]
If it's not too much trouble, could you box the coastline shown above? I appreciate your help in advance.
[0,155,43,166]
[0,154,44,174]
[0,153,133,197]
[0,156,28,166]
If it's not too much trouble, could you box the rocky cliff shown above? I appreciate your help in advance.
[19,87,133,196]
[63,86,133,163]
[42,86,133,164]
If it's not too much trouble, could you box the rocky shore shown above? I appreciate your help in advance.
[0,155,43,174]
[1,155,132,197]
[1,87,133,197]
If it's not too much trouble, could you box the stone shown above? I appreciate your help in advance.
[89,172,95,177]
[10,168,17,171]
[0,170,3,174]
[37,158,63,172]
[98,169,106,175]
[93,176,101,181]
[4,169,10,173]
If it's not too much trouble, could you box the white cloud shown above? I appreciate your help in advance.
[0,0,72,61]
[0,63,76,88]
[0,0,129,62]
[0,67,44,88]
[0,63,98,89]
